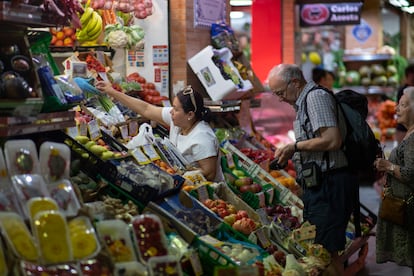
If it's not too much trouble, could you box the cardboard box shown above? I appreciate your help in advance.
[188,46,253,101]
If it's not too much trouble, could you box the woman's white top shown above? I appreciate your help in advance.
[162,107,224,182]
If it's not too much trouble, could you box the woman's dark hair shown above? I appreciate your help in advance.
[176,86,212,122]
[312,67,335,84]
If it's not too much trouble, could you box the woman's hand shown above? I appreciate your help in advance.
[95,81,116,96]
[374,158,392,172]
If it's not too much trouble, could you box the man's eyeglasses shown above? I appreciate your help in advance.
[272,80,291,97]
[183,86,197,113]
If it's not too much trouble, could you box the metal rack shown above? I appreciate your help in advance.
[0,111,75,137]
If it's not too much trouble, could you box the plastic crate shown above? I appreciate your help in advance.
[193,225,266,275]
[58,132,168,206]
[359,203,377,235]
[194,237,237,275]
[222,141,304,209]
[221,154,278,209]
[156,191,223,237]
[222,140,258,175]
[99,180,146,213]
[211,223,254,244]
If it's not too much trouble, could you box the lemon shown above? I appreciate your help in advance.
[308,51,322,65]
[301,53,307,63]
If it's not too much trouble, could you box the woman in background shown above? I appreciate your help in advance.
[374,86,414,274]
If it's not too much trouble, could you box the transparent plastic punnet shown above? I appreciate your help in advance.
[68,216,101,260]
[131,214,169,263]
[11,174,51,219]
[148,255,183,276]
[4,139,40,176]
[39,141,71,183]
[0,212,39,262]
[0,148,20,213]
[95,219,137,263]
[27,197,59,222]
[32,210,73,265]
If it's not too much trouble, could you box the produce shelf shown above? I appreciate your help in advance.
[343,54,393,62]
[340,86,396,96]
[0,110,75,136]
[0,1,65,27]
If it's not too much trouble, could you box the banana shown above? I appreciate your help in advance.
[75,29,89,42]
[86,12,103,40]
[80,7,94,27]
[85,12,99,32]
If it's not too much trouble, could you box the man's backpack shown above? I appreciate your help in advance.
[306,86,383,179]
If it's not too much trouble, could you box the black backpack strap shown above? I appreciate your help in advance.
[302,85,334,169]
[354,189,361,237]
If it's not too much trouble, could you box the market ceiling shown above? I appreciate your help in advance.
[231,0,414,14]
[386,0,414,13]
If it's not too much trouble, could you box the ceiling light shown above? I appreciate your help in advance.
[230,11,245,19]
[402,6,414,13]
[389,0,409,7]
[230,0,252,6]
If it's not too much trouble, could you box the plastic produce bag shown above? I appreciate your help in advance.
[125,123,155,149]
[73,77,102,96]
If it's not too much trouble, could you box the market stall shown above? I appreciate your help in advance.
[0,1,381,275]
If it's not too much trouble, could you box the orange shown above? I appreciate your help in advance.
[63,27,74,37]
[54,39,64,47]
[56,31,64,40]
[63,37,73,46]
[51,35,57,45]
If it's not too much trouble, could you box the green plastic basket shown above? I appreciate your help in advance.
[27,30,60,75]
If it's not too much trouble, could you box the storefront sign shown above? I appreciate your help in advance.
[299,2,363,27]
[194,0,226,28]
[352,19,373,43]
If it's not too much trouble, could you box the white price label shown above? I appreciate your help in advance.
[131,148,151,165]
[88,120,101,141]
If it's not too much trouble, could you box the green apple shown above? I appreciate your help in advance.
[232,169,246,177]
[223,214,237,225]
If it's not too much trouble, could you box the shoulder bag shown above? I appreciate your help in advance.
[378,182,414,226]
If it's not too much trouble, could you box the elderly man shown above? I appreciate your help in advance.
[267,64,358,276]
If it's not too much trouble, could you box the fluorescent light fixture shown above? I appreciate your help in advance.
[230,0,252,6]
[402,6,414,13]
[389,0,409,7]
[230,11,245,19]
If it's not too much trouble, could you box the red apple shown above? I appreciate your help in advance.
[239,185,253,193]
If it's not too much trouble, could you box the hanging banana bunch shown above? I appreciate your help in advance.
[76,7,104,46]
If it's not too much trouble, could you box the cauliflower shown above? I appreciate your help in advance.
[105,30,129,49]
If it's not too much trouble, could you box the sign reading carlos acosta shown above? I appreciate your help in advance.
[299,2,363,27]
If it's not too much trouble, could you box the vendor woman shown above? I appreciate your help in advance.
[95,81,224,182]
